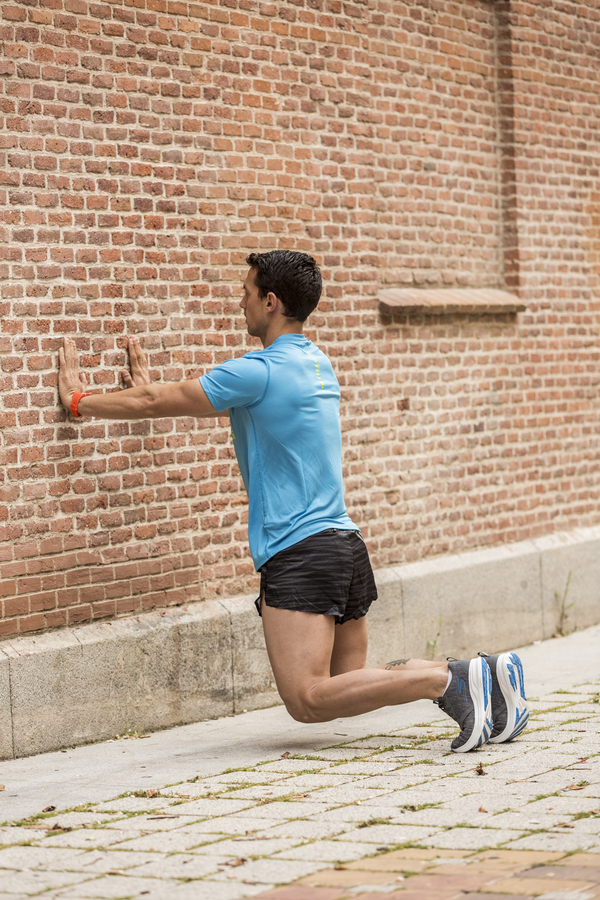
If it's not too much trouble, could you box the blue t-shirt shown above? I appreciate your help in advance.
[200,333,358,570]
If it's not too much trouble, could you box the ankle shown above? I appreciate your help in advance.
[430,665,450,700]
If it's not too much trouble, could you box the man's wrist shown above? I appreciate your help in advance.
[70,391,92,418]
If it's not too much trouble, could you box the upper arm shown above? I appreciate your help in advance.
[154,379,223,418]
[199,355,268,411]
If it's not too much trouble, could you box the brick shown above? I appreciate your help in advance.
[0,0,600,638]
[297,870,403,889]
[557,855,600,869]
[489,876,597,895]
[253,889,349,900]
[520,865,600,883]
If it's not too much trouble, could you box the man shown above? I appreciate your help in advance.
[58,250,528,752]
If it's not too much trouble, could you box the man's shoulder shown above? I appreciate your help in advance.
[214,350,269,368]
[263,335,330,361]
[200,351,270,411]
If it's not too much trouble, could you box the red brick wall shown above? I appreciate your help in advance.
[1,0,600,638]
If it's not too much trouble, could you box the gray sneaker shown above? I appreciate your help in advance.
[434,657,493,753]
[478,651,528,742]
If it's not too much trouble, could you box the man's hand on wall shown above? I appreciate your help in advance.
[58,336,152,414]
[58,337,89,412]
[57,335,217,420]
[121,337,151,388]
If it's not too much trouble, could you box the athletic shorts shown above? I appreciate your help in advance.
[254,528,378,624]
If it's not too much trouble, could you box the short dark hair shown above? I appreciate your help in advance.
[245,250,322,322]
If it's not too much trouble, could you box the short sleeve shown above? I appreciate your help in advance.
[199,354,269,413]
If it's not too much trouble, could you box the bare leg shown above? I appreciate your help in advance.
[330,617,368,676]
[261,603,449,724]
[330,617,448,675]
[379,657,448,671]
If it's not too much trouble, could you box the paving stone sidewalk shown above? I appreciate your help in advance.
[0,628,599,899]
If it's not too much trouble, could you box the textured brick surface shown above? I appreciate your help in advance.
[1,0,600,636]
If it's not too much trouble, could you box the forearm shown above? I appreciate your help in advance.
[77,384,159,419]
[73,378,219,420]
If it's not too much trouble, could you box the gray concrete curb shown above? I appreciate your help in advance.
[1,525,599,760]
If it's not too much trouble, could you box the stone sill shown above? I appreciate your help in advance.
[379,287,526,316]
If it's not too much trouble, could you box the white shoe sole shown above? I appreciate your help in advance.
[489,652,529,743]
[452,658,493,753]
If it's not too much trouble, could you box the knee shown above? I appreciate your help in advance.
[285,703,316,724]
[282,689,325,724]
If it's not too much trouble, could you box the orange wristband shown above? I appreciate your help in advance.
[70,391,92,418]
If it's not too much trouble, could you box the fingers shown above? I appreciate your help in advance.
[61,337,148,395]
[127,335,151,385]
[59,337,77,374]
[65,336,78,368]
[62,337,80,375]
[129,336,147,366]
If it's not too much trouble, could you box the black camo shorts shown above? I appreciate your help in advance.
[254,528,378,624]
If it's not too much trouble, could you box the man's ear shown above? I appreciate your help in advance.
[265,291,279,312]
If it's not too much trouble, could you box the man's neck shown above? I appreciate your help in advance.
[261,320,304,348]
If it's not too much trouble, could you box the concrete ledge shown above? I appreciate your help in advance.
[378,287,526,316]
[2,524,599,759]
[534,527,600,638]
[398,539,544,661]
[220,596,278,713]
[0,652,12,760]
[2,603,236,759]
